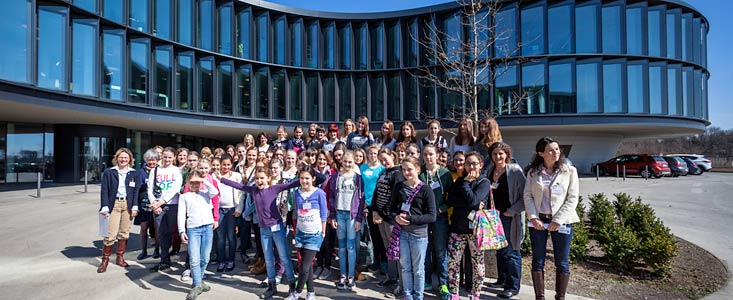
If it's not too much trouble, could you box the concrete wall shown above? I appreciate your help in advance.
[504,134,623,175]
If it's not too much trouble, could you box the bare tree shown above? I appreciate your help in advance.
[412,0,536,126]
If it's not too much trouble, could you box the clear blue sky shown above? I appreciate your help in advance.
[267,0,732,129]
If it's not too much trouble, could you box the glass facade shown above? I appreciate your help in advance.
[0,1,32,83]
[339,23,352,69]
[522,63,546,114]
[371,75,385,121]
[521,4,545,56]
[306,21,319,68]
[72,19,98,97]
[256,12,269,62]
[549,3,572,54]
[130,0,148,32]
[290,18,304,67]
[323,22,336,69]
[627,62,648,113]
[602,4,622,54]
[38,6,68,91]
[154,0,171,39]
[549,62,575,113]
[128,38,150,104]
[219,62,234,115]
[626,5,645,55]
[290,71,303,120]
[198,58,214,113]
[273,16,287,65]
[198,0,214,51]
[603,62,624,113]
[273,70,286,119]
[178,0,193,45]
[339,75,352,121]
[255,68,268,118]
[577,61,600,113]
[371,22,385,69]
[154,46,172,108]
[103,30,125,101]
[177,52,194,111]
[218,3,233,55]
[103,0,123,23]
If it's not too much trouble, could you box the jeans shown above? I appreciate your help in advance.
[260,220,295,282]
[425,214,449,285]
[217,208,237,263]
[529,224,573,275]
[336,210,358,278]
[400,231,428,300]
[158,205,178,265]
[187,224,214,287]
[496,215,522,293]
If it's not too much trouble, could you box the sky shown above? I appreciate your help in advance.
[266,0,732,129]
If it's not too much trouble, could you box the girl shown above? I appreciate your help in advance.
[223,168,301,299]
[177,174,219,300]
[341,118,357,143]
[361,145,386,271]
[283,150,299,179]
[288,125,306,155]
[257,132,272,153]
[175,148,190,170]
[405,143,420,160]
[524,137,579,300]
[98,148,140,273]
[134,149,160,260]
[211,157,221,176]
[450,151,466,181]
[474,117,503,159]
[448,118,476,157]
[328,151,365,290]
[288,166,329,300]
[397,121,418,145]
[308,126,326,150]
[200,147,213,160]
[438,149,450,168]
[225,145,236,161]
[419,119,448,151]
[389,156,436,300]
[323,124,343,152]
[306,123,319,145]
[148,148,184,272]
[346,116,375,150]
[395,143,407,164]
[354,148,366,168]
[332,143,347,171]
[487,142,526,299]
[213,147,225,159]
[378,120,397,150]
[274,125,290,150]
[445,151,491,300]
[419,145,454,299]
[372,148,404,290]
[213,155,243,273]
[243,134,256,150]
[313,149,336,280]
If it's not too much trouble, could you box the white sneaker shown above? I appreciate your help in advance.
[287,291,301,300]
[305,292,316,300]
[181,269,192,281]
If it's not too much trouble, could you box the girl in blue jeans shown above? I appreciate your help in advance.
[389,156,436,300]
[328,151,365,290]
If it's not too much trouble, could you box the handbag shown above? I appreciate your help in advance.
[474,189,509,251]
[358,222,374,265]
[386,182,424,261]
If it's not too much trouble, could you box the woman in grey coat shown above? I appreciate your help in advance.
[486,142,526,299]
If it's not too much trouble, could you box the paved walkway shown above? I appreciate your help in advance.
[0,184,592,300]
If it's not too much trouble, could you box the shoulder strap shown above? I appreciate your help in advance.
[406,182,425,205]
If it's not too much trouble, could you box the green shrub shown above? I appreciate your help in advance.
[613,192,634,224]
[520,224,532,256]
[599,224,641,267]
[570,196,589,262]
[588,193,616,243]
[640,225,678,277]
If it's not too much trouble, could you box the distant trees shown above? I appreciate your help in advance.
[618,126,733,166]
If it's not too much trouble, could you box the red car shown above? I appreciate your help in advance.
[592,154,672,178]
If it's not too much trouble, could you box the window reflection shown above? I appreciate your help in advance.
[667,65,681,115]
[405,19,418,67]
[494,7,517,58]
[199,58,214,113]
[355,75,368,117]
[441,13,460,62]
[626,6,644,55]
[256,12,269,62]
[649,64,665,114]
[522,63,546,114]
[405,77,418,119]
[602,4,622,54]
[0,0,31,83]
[154,0,171,39]
[549,62,575,113]
[355,23,368,70]
[5,124,50,183]
[323,75,335,121]
[387,21,401,68]
[154,46,172,108]
[290,71,303,120]
[627,63,647,113]
[494,64,518,115]
[178,0,193,45]
[666,9,680,60]
[306,73,319,121]
[218,62,233,115]
[549,3,572,54]
[38,6,68,91]
[339,75,352,121]
[306,22,319,68]
[177,52,194,110]
[371,74,384,121]
[273,70,286,119]
[255,67,269,118]
[323,22,335,69]
[218,3,233,55]
[340,23,352,69]
[648,6,663,57]
[130,0,148,32]
[388,73,401,120]
[238,65,252,117]
[72,19,98,97]
[128,38,150,104]
[290,19,303,66]
[440,71,461,116]
[273,16,286,64]
[103,0,123,23]
[198,0,213,51]
[371,22,384,69]
[577,62,600,113]
[237,9,252,59]
[521,4,545,56]
[420,76,435,117]
[576,3,598,53]
[603,62,623,113]
[103,30,125,101]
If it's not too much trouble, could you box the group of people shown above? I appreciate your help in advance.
[97,116,580,300]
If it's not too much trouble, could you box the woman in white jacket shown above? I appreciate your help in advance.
[523,137,579,300]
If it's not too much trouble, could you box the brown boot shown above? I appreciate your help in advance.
[532,271,545,300]
[251,260,267,275]
[555,271,569,300]
[97,245,114,273]
[250,257,264,271]
[116,240,129,267]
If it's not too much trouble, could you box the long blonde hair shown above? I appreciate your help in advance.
[478,117,502,149]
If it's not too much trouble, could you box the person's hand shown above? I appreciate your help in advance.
[548,222,561,231]
[100,211,109,217]
[465,169,480,182]
[330,219,338,230]
[154,207,163,215]
[396,214,410,226]
[213,222,219,230]
[503,211,512,217]
[373,214,383,225]
[479,201,485,210]
[530,219,545,231]
[131,211,138,218]
[354,222,362,232]
[234,211,242,218]
[180,233,188,244]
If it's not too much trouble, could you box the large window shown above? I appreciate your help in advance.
[218,62,233,115]
[176,52,194,110]
[388,73,401,120]
[666,9,680,60]
[522,63,546,114]
[74,0,96,12]
[237,9,252,59]
[355,23,368,70]
[103,0,123,23]
[694,69,702,119]
[38,6,68,91]
[495,6,517,58]
[198,58,214,113]
[178,0,193,45]
[442,13,460,62]
[681,14,692,62]
[130,0,148,32]
[576,3,598,53]
[682,67,693,117]
[306,21,319,68]
[339,23,352,69]
[255,12,269,62]
[649,63,666,114]
[521,4,545,56]
[693,18,701,65]
[128,38,150,104]
[405,77,418,119]
[290,71,303,120]
[290,19,303,66]
[5,124,52,183]
[273,16,286,64]
[667,64,681,115]
[237,65,252,117]
[323,74,335,121]
[549,2,572,54]
[103,30,125,100]
[701,22,708,67]
[273,70,286,119]
[648,6,664,57]
[218,3,233,55]
[153,46,172,108]
[626,5,645,55]
[420,76,435,117]
[355,75,368,117]
[627,62,648,113]
[306,73,319,121]
[339,75,352,120]
[154,0,171,39]
[602,4,622,54]
[371,75,385,121]
[371,22,384,69]
[0,0,32,83]
[405,19,418,67]
[72,19,98,97]
[198,0,213,51]
[603,62,624,113]
[255,68,269,118]
[440,71,461,116]
[549,62,575,113]
[387,21,401,68]
[495,64,518,115]
[323,22,335,69]
[577,61,600,113]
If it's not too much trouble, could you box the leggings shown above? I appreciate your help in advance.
[296,249,318,293]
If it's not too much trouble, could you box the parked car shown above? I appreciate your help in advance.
[680,157,703,175]
[592,154,671,178]
[663,156,689,177]
[668,154,713,172]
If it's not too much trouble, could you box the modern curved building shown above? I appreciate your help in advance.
[0,0,709,182]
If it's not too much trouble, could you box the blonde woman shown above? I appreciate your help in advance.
[474,117,503,158]
[341,118,357,143]
[448,118,475,157]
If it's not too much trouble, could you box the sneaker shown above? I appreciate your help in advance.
[200,282,211,292]
[346,277,356,290]
[313,266,323,278]
[439,284,451,300]
[149,262,170,272]
[226,261,235,272]
[317,268,331,280]
[217,262,226,272]
[336,276,348,290]
[181,269,192,281]
[137,252,148,260]
[384,284,403,299]
[305,292,316,300]
[186,286,204,300]
[377,278,397,288]
[425,281,433,291]
[286,291,301,300]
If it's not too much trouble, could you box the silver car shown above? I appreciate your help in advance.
[668,154,713,172]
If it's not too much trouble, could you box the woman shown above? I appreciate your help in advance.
[396,121,418,146]
[419,145,454,299]
[346,116,375,150]
[177,174,219,300]
[323,124,344,152]
[328,151,365,290]
[243,134,256,151]
[378,120,397,150]
[175,147,190,170]
[288,166,329,300]
[288,125,306,155]
[487,142,526,299]
[360,145,386,271]
[134,149,160,260]
[200,147,213,160]
[448,118,475,157]
[273,126,290,150]
[389,156,436,300]
[445,151,491,300]
[372,148,404,292]
[148,148,184,272]
[258,132,273,153]
[474,117,503,159]
[97,148,140,273]
[419,119,448,151]
[213,155,243,273]
[341,118,357,143]
[524,137,579,300]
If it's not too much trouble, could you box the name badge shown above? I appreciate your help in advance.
[490,182,499,189]
[430,180,441,190]
[401,202,411,212]
[551,185,563,196]
[128,181,136,188]
[557,224,571,235]
[364,170,373,176]
[302,202,312,210]
[270,224,281,232]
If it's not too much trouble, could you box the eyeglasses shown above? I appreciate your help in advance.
[465,161,481,166]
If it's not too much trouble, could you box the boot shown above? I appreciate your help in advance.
[531,271,545,300]
[116,240,129,267]
[252,261,267,275]
[97,245,114,273]
[250,257,265,272]
[260,281,277,299]
[249,257,262,271]
[289,282,296,294]
[555,272,569,300]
